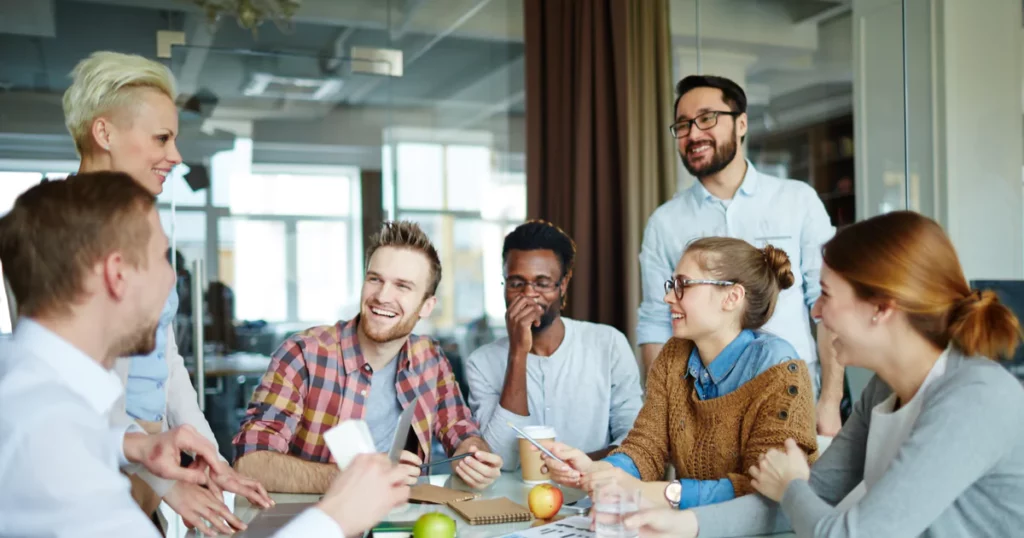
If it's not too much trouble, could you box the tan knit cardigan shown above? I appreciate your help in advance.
[611,337,818,497]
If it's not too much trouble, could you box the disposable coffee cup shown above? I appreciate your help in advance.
[517,425,557,484]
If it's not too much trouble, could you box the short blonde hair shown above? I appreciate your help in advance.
[62,51,177,155]
[365,221,442,297]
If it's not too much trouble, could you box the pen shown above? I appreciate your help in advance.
[418,452,473,470]
[506,421,566,465]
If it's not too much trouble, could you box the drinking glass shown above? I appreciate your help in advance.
[592,482,640,538]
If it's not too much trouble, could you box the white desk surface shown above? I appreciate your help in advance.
[195,473,794,538]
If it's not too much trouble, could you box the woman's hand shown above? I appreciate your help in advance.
[580,465,643,498]
[624,508,699,538]
[749,438,811,502]
[534,442,593,489]
[164,481,246,536]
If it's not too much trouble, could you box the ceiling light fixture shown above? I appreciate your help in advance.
[187,0,301,35]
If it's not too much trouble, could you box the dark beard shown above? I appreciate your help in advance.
[680,129,738,178]
[112,322,159,359]
[531,298,561,334]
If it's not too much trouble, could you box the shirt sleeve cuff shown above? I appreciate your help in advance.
[114,423,144,469]
[488,405,534,471]
[679,479,700,509]
[602,453,641,479]
[279,508,344,538]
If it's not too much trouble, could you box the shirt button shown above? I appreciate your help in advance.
[361,390,367,396]
[364,365,371,371]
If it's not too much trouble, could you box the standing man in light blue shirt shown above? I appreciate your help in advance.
[466,221,644,470]
[637,75,844,435]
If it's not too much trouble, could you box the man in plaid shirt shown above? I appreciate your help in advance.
[233,221,503,493]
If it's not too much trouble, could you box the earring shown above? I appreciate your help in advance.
[103,144,110,151]
[871,315,878,323]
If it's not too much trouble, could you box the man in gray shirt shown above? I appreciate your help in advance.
[465,221,644,471]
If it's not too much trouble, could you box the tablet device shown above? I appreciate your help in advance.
[388,399,420,463]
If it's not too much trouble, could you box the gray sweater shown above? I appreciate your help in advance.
[692,347,1024,537]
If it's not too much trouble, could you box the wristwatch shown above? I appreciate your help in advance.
[664,481,682,509]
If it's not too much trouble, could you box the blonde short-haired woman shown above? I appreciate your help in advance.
[64,51,270,535]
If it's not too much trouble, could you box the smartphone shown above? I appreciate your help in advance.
[370,520,417,538]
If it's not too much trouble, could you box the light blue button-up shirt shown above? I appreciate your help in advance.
[123,287,178,422]
[605,330,799,509]
[636,161,835,366]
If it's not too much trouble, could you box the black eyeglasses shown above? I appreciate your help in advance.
[503,278,561,293]
[669,111,740,139]
[664,275,735,300]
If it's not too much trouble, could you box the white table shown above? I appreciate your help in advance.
[197,473,794,538]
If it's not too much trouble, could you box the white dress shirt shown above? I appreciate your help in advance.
[637,161,835,371]
[465,318,644,471]
[0,319,340,538]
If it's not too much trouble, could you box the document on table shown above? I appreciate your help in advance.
[498,516,594,538]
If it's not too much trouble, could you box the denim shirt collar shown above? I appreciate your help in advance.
[686,329,757,384]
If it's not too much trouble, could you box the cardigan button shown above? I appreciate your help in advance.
[787,363,798,373]
[788,385,798,395]
[778,410,789,420]
[679,419,686,430]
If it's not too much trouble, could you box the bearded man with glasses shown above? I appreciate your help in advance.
[637,75,846,437]
[464,221,643,470]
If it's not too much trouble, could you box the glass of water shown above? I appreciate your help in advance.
[592,481,641,538]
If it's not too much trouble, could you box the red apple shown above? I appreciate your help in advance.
[528,483,564,520]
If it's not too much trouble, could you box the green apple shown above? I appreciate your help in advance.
[413,512,457,538]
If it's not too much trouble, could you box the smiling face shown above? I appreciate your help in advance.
[675,87,747,178]
[812,264,888,367]
[359,246,437,344]
[664,251,743,340]
[503,249,567,333]
[95,88,182,195]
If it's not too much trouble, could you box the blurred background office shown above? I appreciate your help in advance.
[0,0,1021,460]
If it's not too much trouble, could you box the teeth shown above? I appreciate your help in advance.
[371,308,397,318]
[671,313,684,319]
[154,170,168,177]
[688,144,712,155]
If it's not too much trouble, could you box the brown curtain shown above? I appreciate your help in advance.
[524,0,630,332]
[524,0,675,338]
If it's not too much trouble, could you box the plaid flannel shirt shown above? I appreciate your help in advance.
[232,317,480,464]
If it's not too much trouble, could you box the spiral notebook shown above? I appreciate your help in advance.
[448,497,532,525]
[409,484,479,504]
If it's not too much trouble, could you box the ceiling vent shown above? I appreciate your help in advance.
[242,73,343,101]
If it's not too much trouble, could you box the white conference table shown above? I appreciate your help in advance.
[196,473,794,538]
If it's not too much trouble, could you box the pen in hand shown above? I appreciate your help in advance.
[418,452,473,470]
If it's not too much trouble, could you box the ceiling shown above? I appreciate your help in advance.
[0,0,854,166]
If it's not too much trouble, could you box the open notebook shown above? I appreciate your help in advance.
[447,497,532,525]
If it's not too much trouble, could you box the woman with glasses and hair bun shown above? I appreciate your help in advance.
[539,237,817,511]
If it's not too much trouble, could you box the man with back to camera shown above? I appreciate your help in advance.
[465,221,644,469]
[0,172,410,537]
[636,75,845,435]
[233,221,503,493]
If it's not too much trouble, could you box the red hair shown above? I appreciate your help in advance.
[823,211,1020,359]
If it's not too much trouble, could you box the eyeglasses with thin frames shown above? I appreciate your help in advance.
[664,276,735,300]
[669,110,741,139]
[503,278,561,293]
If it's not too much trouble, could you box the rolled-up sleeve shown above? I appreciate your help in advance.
[432,346,481,455]
[465,349,530,471]
[232,338,309,460]
[799,187,835,311]
[637,216,674,345]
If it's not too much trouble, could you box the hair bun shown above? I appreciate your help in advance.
[762,245,795,290]
[950,289,1021,359]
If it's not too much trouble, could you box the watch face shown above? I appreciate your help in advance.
[665,482,682,503]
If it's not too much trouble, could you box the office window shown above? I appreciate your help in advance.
[394,142,526,333]
[0,172,43,215]
[296,220,351,322]
[219,218,288,322]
